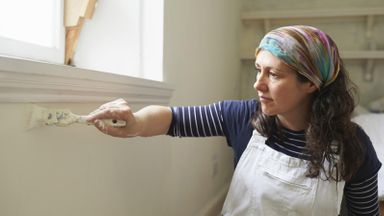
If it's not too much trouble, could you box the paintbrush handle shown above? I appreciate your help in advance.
[77,116,127,128]
[100,119,127,128]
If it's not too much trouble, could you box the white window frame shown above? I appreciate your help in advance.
[0,56,173,104]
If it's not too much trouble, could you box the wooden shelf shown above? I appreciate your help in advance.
[241,51,384,61]
[342,51,384,59]
[241,7,384,20]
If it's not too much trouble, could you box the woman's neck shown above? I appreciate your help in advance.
[278,117,307,131]
[277,97,312,131]
[277,110,310,131]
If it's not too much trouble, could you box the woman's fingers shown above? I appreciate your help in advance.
[89,98,127,115]
[87,103,131,122]
[93,120,128,137]
[89,107,126,120]
[98,98,127,110]
[87,99,138,138]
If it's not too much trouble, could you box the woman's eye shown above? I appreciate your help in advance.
[269,72,279,79]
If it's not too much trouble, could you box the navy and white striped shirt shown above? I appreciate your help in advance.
[167,99,382,215]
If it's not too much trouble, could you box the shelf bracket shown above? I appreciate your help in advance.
[363,15,375,82]
[364,59,374,82]
[365,15,375,49]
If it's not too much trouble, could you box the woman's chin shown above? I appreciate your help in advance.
[261,107,276,116]
[261,111,274,116]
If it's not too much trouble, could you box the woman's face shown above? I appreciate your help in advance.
[254,50,317,123]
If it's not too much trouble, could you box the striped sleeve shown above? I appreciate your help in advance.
[344,173,380,216]
[167,102,225,137]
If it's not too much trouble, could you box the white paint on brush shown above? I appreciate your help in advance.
[27,105,126,130]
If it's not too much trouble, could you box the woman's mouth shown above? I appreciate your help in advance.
[259,95,273,102]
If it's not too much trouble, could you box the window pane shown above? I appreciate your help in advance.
[73,0,164,81]
[73,0,141,77]
[142,0,164,81]
[0,0,56,47]
[0,0,64,63]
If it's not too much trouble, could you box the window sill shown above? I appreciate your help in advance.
[0,56,173,104]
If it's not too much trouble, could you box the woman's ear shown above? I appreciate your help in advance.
[305,81,318,94]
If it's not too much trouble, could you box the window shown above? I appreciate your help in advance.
[0,0,64,64]
[0,0,164,81]
[0,0,171,104]
[73,0,164,81]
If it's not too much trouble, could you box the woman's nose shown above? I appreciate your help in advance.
[254,73,267,91]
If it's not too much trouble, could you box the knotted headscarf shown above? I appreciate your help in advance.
[256,25,341,88]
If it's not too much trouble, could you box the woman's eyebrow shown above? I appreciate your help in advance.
[255,63,281,71]
[272,67,284,72]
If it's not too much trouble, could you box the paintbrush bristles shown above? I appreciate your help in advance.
[26,105,47,130]
[27,105,78,129]
[26,104,126,130]
[44,108,79,126]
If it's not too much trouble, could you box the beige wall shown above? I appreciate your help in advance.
[0,0,241,216]
[164,0,240,215]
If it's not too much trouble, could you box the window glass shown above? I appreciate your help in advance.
[0,0,64,63]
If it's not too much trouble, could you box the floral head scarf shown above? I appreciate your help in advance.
[257,25,341,88]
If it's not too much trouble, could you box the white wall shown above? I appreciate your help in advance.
[0,103,172,216]
[0,0,241,216]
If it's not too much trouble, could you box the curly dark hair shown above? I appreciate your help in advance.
[252,62,365,182]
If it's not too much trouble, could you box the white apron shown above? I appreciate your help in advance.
[222,130,345,216]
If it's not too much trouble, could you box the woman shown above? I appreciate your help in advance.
[87,25,381,215]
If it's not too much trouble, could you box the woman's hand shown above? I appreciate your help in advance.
[87,98,172,138]
[87,98,142,138]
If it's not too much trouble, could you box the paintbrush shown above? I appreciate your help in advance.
[27,105,126,130]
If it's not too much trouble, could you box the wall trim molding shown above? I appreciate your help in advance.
[0,56,173,104]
